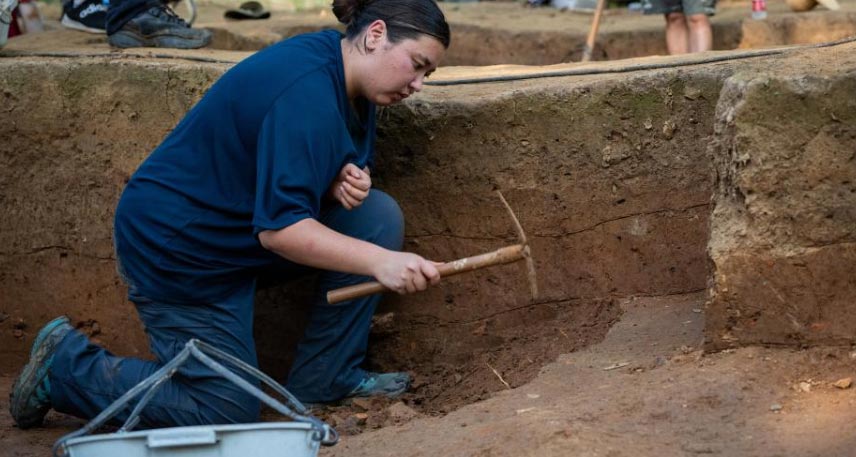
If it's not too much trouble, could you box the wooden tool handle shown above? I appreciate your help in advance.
[582,0,607,62]
[326,244,526,304]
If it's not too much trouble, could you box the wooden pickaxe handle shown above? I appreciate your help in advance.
[326,244,527,304]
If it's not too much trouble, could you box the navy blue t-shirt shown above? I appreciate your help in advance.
[114,30,376,304]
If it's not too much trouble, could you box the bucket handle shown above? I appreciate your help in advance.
[52,339,338,456]
[146,428,218,448]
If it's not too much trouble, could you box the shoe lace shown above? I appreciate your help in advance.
[153,4,189,27]
[355,375,378,391]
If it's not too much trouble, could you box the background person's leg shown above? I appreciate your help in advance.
[286,190,405,403]
[48,281,262,427]
[683,0,715,52]
[642,0,685,55]
[687,14,712,52]
[665,12,689,55]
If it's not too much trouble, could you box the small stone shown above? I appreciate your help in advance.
[350,398,373,411]
[526,393,540,399]
[683,86,703,100]
[662,120,677,140]
[833,378,852,389]
[643,119,653,130]
[520,140,530,147]
[600,145,633,167]
[353,412,369,425]
[798,382,811,393]
[770,403,783,412]
[370,313,395,335]
[335,415,362,435]
[387,402,421,423]
[328,414,344,427]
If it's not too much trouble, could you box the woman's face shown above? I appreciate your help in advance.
[362,33,445,106]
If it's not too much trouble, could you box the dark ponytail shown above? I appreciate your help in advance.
[332,0,450,49]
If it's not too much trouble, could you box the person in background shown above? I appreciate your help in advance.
[11,0,449,430]
[61,0,210,49]
[643,0,715,54]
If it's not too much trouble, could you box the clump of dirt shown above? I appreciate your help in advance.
[262,397,422,436]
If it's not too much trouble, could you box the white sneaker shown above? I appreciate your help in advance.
[0,0,19,48]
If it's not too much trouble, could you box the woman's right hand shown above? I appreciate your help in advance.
[373,251,441,294]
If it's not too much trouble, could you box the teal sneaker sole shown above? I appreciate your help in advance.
[10,316,73,429]
[29,316,71,358]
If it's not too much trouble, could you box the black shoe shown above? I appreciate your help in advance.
[107,5,210,49]
[61,0,108,34]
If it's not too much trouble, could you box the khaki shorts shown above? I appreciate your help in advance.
[642,0,716,16]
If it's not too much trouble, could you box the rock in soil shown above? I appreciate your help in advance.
[832,377,852,389]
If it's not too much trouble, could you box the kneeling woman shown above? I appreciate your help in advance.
[11,0,450,429]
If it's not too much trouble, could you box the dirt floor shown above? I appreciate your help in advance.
[3,293,856,456]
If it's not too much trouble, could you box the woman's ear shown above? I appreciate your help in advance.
[364,19,387,52]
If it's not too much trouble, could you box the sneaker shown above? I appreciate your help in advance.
[348,372,411,398]
[0,0,19,49]
[163,0,196,25]
[61,0,107,34]
[107,5,211,49]
[9,316,73,429]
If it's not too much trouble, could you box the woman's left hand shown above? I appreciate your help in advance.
[328,163,371,210]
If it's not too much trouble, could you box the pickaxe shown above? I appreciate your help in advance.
[326,190,538,304]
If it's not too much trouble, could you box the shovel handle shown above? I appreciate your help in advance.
[326,244,527,304]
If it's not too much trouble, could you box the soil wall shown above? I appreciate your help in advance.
[0,60,227,370]
[705,61,856,348]
[353,70,721,407]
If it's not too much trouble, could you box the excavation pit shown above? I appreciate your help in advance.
[0,45,721,421]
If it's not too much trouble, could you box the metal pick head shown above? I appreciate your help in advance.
[496,190,538,300]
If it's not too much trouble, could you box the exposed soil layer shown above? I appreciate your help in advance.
[705,62,856,349]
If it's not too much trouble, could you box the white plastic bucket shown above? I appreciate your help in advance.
[53,340,337,457]
[63,422,322,457]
